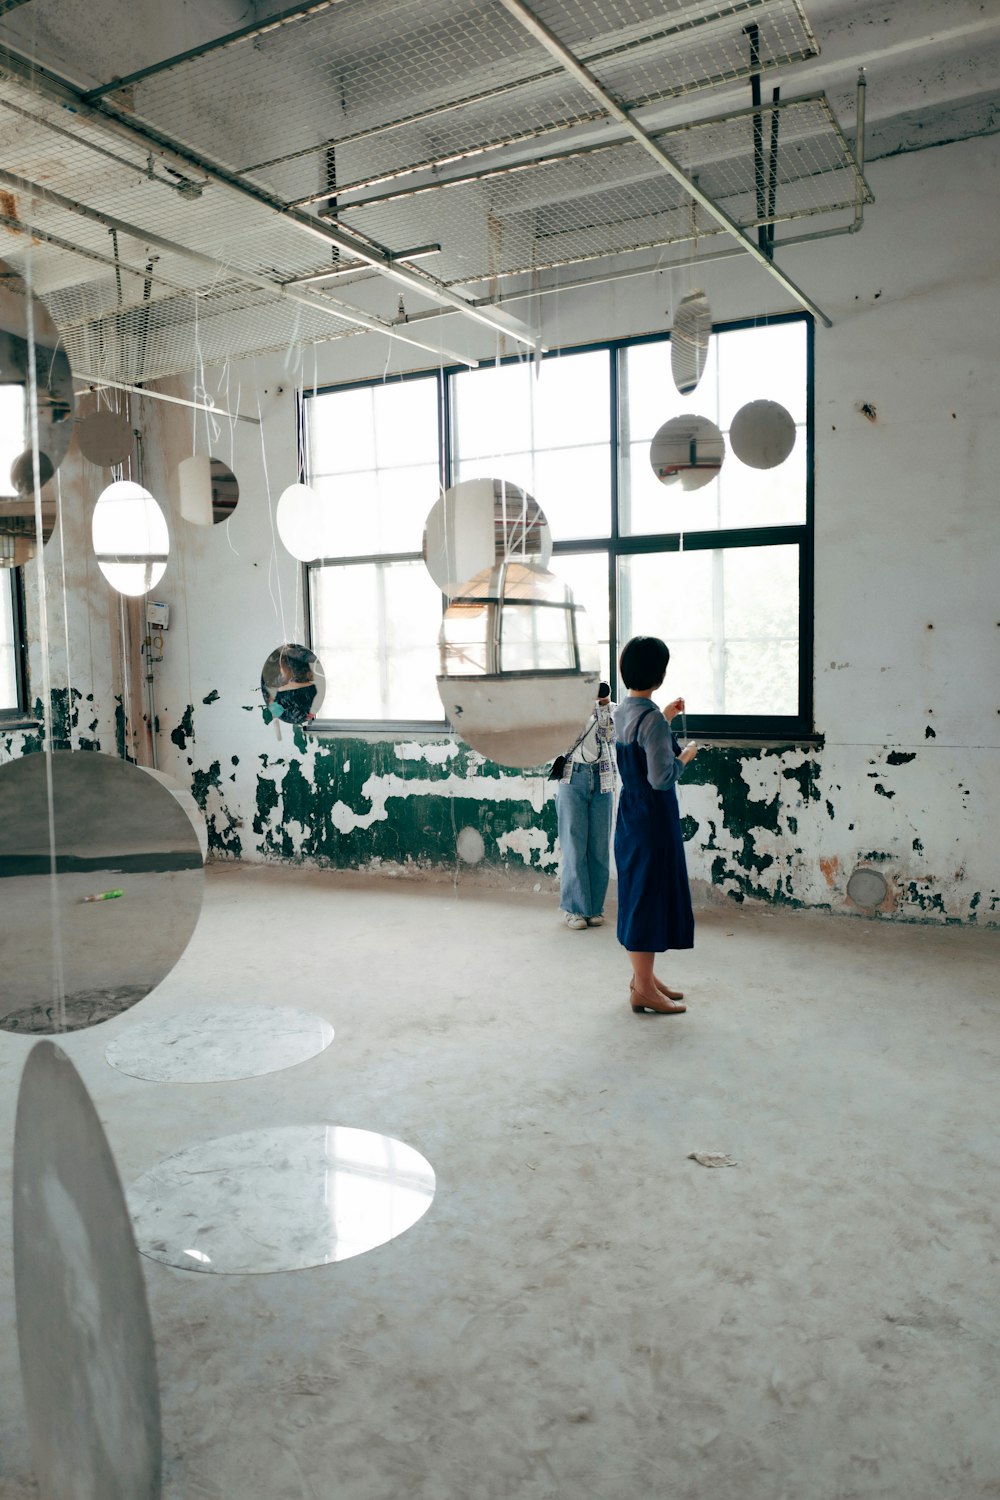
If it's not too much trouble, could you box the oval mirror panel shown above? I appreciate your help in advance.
[649,415,725,492]
[423,477,552,594]
[92,481,169,596]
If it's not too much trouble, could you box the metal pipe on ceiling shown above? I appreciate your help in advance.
[0,165,482,367]
[0,43,539,352]
[75,375,261,425]
[496,0,833,328]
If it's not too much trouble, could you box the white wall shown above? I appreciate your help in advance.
[5,132,998,924]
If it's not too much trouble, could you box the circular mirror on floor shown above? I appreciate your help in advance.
[423,477,551,594]
[728,399,797,470]
[260,642,326,726]
[437,561,599,768]
[14,1040,162,1499]
[129,1125,436,1274]
[649,414,725,492]
[0,750,204,1034]
[92,480,169,596]
[106,1006,334,1083]
[0,259,75,567]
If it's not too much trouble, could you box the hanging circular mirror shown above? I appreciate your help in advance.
[437,561,599,768]
[0,258,75,567]
[92,481,169,595]
[649,414,725,492]
[177,454,240,525]
[729,399,797,470]
[276,482,323,561]
[260,643,325,726]
[75,405,133,468]
[423,477,552,594]
[14,1041,162,1499]
[0,750,204,1034]
[670,288,712,397]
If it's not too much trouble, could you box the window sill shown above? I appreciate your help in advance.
[0,717,41,732]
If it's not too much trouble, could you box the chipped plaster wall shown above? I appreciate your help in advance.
[4,135,998,926]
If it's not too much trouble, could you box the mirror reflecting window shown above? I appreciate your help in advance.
[260,643,326,726]
[92,481,169,596]
[437,562,599,768]
[423,477,551,594]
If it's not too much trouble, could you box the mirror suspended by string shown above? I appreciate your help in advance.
[260,642,326,727]
[75,399,134,468]
[437,561,599,768]
[649,415,725,492]
[729,399,797,470]
[0,751,205,1034]
[177,454,240,525]
[92,480,169,595]
[0,258,75,566]
[422,476,552,594]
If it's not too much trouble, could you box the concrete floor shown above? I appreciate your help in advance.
[1,864,999,1500]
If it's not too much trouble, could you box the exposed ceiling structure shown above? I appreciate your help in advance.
[0,0,997,383]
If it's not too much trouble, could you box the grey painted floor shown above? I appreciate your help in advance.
[1,864,999,1500]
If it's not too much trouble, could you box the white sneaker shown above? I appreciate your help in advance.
[563,912,588,930]
[586,915,605,927]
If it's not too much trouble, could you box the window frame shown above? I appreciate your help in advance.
[304,311,815,742]
[0,567,31,723]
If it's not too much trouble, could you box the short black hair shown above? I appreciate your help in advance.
[619,635,670,691]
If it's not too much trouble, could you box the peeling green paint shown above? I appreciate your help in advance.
[680,815,698,842]
[887,751,916,765]
[873,784,896,799]
[115,699,127,760]
[202,689,220,704]
[825,799,835,820]
[912,838,924,853]
[781,760,821,803]
[171,705,195,750]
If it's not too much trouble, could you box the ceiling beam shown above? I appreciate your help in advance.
[497,0,833,328]
[0,166,481,367]
[0,42,540,352]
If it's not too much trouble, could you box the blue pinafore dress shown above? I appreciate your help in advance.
[614,702,695,954]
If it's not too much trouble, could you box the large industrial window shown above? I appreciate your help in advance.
[305,312,813,740]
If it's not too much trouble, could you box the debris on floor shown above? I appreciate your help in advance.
[687,1152,739,1168]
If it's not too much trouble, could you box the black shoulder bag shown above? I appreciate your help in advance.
[547,712,598,781]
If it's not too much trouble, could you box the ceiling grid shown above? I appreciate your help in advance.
[0,0,873,381]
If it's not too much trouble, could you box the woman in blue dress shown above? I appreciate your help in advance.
[613,636,699,1015]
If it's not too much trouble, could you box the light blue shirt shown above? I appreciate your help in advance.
[612,697,683,791]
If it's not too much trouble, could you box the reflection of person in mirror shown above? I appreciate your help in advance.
[556,681,616,931]
[612,637,699,1015]
[269,645,318,725]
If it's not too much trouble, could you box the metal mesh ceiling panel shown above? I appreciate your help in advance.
[0,1,858,377]
[334,97,871,283]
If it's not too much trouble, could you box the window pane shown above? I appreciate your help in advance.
[621,322,806,534]
[0,574,17,709]
[310,560,443,721]
[453,350,611,540]
[618,544,799,716]
[553,552,610,684]
[309,378,438,478]
[313,464,439,557]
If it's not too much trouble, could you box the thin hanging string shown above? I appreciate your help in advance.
[255,359,289,645]
[24,255,68,1030]
[55,468,73,746]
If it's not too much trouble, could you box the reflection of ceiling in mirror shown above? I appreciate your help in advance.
[650,416,725,491]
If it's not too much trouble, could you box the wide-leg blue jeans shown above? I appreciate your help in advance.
[556,761,613,918]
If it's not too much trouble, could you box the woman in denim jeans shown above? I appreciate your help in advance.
[556,683,615,930]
